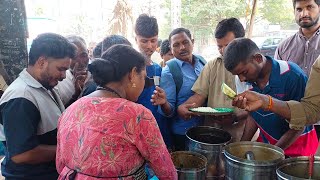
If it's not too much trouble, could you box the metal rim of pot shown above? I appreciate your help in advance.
[223,141,285,166]
[186,126,232,146]
[171,151,208,173]
[276,156,320,180]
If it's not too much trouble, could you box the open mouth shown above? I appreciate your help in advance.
[179,52,189,56]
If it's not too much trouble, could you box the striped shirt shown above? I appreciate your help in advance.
[275,28,320,76]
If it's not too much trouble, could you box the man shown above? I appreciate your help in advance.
[0,33,76,179]
[134,14,172,148]
[92,35,132,59]
[233,56,320,129]
[82,35,132,97]
[274,0,320,148]
[275,0,320,76]
[224,38,318,157]
[159,39,174,67]
[177,18,248,142]
[232,56,320,154]
[55,35,89,107]
[152,28,205,151]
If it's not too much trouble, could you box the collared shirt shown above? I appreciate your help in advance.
[55,69,75,105]
[0,69,64,179]
[245,57,318,156]
[160,56,204,135]
[191,56,245,142]
[275,28,320,76]
[288,55,320,129]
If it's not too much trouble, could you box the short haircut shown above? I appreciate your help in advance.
[293,0,320,7]
[157,39,162,48]
[168,28,192,44]
[93,35,132,58]
[223,38,260,72]
[215,18,245,39]
[29,33,76,65]
[135,14,159,38]
[89,44,146,86]
[160,39,171,56]
[66,35,87,47]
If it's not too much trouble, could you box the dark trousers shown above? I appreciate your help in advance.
[173,134,188,151]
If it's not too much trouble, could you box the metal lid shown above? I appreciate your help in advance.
[224,141,285,166]
[186,126,232,146]
[171,151,207,172]
[277,156,320,180]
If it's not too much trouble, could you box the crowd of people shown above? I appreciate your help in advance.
[0,0,319,179]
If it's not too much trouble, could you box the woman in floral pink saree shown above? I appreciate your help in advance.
[56,45,177,180]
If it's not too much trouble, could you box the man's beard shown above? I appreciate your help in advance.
[297,16,320,28]
[39,71,54,90]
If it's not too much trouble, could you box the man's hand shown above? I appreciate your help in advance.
[177,103,197,120]
[232,91,268,111]
[151,86,167,106]
[73,63,88,97]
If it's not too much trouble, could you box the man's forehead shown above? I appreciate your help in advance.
[171,32,190,41]
[216,32,236,44]
[137,35,158,41]
[295,0,317,7]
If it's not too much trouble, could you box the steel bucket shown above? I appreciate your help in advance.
[186,126,232,179]
[171,151,207,180]
[224,141,285,180]
[277,156,320,180]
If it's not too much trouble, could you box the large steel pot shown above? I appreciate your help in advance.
[224,141,285,180]
[171,151,207,180]
[186,126,231,179]
[277,156,320,180]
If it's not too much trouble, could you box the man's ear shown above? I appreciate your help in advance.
[254,54,264,64]
[191,39,195,44]
[35,56,47,69]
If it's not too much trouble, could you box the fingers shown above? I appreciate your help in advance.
[155,86,164,92]
[177,103,197,120]
[232,95,245,109]
[184,103,196,109]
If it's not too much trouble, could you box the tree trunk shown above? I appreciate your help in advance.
[0,0,28,89]
[247,0,258,38]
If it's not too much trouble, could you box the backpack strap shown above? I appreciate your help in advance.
[195,54,207,65]
[166,60,183,95]
[166,56,207,95]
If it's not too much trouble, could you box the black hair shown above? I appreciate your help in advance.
[168,28,192,44]
[293,0,320,7]
[29,33,76,65]
[223,38,260,72]
[135,14,159,38]
[88,44,146,86]
[160,39,171,56]
[157,39,162,48]
[215,18,245,39]
[66,35,87,46]
[93,35,131,58]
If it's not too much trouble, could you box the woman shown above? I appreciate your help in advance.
[56,45,177,180]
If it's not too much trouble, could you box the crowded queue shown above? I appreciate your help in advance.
[0,0,320,179]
